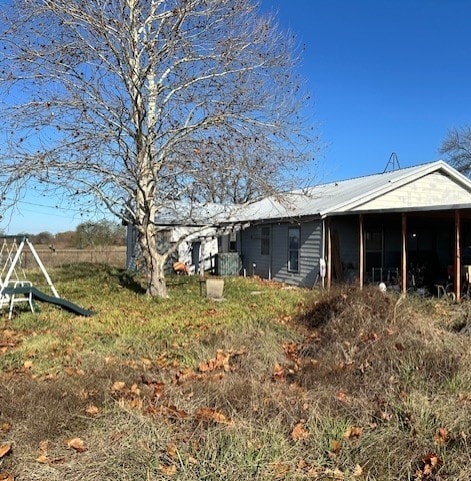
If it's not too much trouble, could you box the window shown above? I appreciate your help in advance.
[261,226,270,255]
[288,227,300,272]
[229,231,237,252]
[365,230,383,272]
[156,229,173,255]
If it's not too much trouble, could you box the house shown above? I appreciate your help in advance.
[126,202,238,275]
[233,160,471,300]
[126,161,471,300]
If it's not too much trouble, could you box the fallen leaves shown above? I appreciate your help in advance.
[0,448,15,481]
[335,390,349,403]
[22,360,33,370]
[111,381,126,392]
[353,464,364,477]
[433,427,448,446]
[158,464,177,476]
[198,349,230,373]
[0,424,11,435]
[272,363,286,382]
[291,420,309,441]
[66,437,87,453]
[269,461,290,479]
[64,367,85,377]
[0,472,14,481]
[195,407,234,426]
[330,439,342,456]
[344,426,363,440]
[85,404,100,417]
[197,348,246,374]
[149,405,189,420]
[415,453,442,480]
[0,444,12,458]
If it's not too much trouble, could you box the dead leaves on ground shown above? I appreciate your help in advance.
[0,329,22,354]
[195,407,234,426]
[0,424,11,435]
[198,349,231,373]
[291,420,309,441]
[109,376,234,427]
[85,404,100,417]
[0,473,14,481]
[0,444,12,459]
[66,437,87,453]
[35,440,62,465]
[415,453,442,480]
[147,404,234,426]
[433,427,448,446]
[269,460,364,480]
[158,463,177,476]
[198,348,246,375]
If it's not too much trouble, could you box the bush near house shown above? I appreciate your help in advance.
[1,266,471,480]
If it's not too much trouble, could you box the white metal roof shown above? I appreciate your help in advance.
[154,161,471,227]
[232,160,471,222]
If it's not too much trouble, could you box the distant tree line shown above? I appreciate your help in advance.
[25,220,125,248]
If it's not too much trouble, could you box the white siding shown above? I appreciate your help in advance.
[352,172,471,211]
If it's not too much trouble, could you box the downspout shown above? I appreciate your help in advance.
[401,213,407,294]
[326,217,332,289]
[455,210,461,302]
[359,214,364,289]
[269,223,273,280]
[239,225,244,276]
[321,218,326,288]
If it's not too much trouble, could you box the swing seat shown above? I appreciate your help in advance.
[7,280,35,319]
[0,236,60,319]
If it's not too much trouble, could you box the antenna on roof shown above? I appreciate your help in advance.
[383,152,401,173]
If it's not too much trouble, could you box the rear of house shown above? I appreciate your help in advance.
[234,161,471,298]
[126,160,471,299]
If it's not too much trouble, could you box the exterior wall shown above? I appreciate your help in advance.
[239,224,271,278]
[353,172,471,211]
[239,220,322,287]
[176,234,218,274]
[126,224,218,273]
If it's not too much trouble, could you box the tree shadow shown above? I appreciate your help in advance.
[118,271,146,294]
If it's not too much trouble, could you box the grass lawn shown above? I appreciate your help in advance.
[1,264,471,480]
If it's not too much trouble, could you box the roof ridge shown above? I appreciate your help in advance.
[311,159,444,189]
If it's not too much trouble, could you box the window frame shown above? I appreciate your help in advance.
[260,225,270,256]
[288,226,300,273]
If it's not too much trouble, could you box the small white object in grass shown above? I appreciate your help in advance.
[379,282,387,292]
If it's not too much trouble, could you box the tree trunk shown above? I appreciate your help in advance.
[137,222,169,298]
[146,255,168,298]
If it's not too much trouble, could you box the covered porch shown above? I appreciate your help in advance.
[325,209,471,301]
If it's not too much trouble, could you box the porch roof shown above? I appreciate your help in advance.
[233,160,471,222]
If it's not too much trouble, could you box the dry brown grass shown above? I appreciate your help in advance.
[2,270,471,480]
[21,246,126,269]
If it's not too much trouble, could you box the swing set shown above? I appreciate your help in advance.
[0,236,94,319]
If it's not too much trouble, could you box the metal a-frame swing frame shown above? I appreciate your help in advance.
[0,236,59,319]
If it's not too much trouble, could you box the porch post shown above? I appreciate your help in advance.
[455,210,461,302]
[359,214,364,289]
[401,213,407,294]
[326,217,332,289]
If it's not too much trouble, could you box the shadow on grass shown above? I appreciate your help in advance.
[118,270,146,294]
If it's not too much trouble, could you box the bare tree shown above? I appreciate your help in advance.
[0,0,315,297]
[440,126,471,176]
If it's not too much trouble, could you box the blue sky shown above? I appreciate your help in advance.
[261,0,471,182]
[3,0,471,234]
